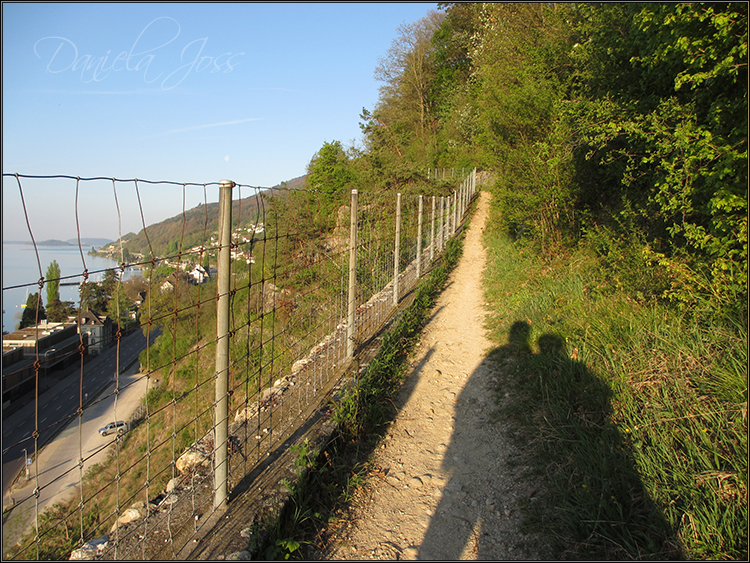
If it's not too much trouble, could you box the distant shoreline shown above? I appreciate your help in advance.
[3,238,113,247]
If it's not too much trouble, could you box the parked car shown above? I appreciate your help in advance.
[99,421,128,436]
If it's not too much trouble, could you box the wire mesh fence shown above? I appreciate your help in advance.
[2,169,477,560]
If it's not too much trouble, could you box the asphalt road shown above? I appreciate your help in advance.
[1,353,156,555]
[1,327,159,496]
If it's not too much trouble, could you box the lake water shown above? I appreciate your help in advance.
[2,243,142,333]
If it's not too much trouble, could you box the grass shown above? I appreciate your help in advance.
[482,215,747,560]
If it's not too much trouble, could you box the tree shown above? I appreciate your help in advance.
[365,9,446,174]
[107,283,133,330]
[307,140,355,204]
[19,293,46,329]
[102,269,119,301]
[375,10,446,142]
[45,260,74,322]
[45,260,61,309]
[569,2,748,317]
[79,282,107,313]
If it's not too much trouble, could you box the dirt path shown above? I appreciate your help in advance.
[321,190,549,560]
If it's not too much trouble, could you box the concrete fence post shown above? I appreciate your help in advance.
[214,179,234,510]
[347,189,358,359]
[444,193,449,241]
[451,190,458,235]
[430,195,436,263]
[393,192,402,307]
[417,195,423,279]
[438,196,444,252]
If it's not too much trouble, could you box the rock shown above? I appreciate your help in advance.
[166,477,181,493]
[120,506,142,522]
[291,358,312,375]
[69,536,108,560]
[225,550,252,560]
[130,500,147,513]
[408,476,423,488]
[161,494,179,506]
[176,446,212,476]
[403,546,419,559]
[110,506,143,533]
[235,403,259,423]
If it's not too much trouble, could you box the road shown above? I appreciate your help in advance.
[1,328,159,554]
[1,328,157,494]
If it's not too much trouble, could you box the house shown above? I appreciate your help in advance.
[159,271,191,293]
[188,264,209,284]
[78,310,114,355]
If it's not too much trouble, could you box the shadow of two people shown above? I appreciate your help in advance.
[418,320,678,560]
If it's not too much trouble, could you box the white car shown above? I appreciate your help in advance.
[99,421,128,436]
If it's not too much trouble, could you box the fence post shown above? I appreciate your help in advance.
[214,179,234,510]
[443,194,449,243]
[463,177,467,216]
[459,181,464,220]
[417,195,423,279]
[441,195,446,246]
[452,191,458,236]
[393,192,401,307]
[347,189,358,359]
[430,195,436,263]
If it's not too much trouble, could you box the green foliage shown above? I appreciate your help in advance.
[46,259,74,323]
[12,502,101,561]
[78,281,107,313]
[19,292,46,329]
[47,298,75,323]
[307,141,355,205]
[568,2,748,321]
[45,260,61,312]
[483,225,747,560]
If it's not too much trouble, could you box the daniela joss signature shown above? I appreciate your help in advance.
[33,16,244,90]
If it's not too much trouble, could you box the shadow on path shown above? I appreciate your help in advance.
[419,320,679,560]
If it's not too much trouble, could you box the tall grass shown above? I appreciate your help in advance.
[483,217,747,560]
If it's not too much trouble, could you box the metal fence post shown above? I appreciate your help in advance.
[443,195,449,245]
[347,189,358,359]
[452,191,457,236]
[417,195,423,279]
[214,179,234,510]
[439,196,445,251]
[430,195,436,263]
[393,192,401,307]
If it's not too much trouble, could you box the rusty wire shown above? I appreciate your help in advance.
[1,170,476,560]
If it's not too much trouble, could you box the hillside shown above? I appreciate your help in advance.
[111,176,304,260]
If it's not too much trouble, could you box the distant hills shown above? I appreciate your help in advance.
[113,174,305,258]
[5,175,308,256]
[4,238,113,247]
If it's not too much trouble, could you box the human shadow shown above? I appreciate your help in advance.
[419,321,680,560]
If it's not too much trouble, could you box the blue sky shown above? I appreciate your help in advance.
[2,2,438,242]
